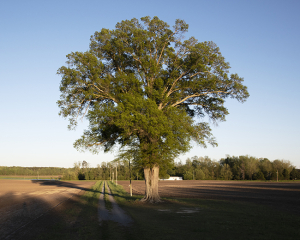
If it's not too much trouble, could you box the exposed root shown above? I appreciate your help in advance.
[140,196,163,203]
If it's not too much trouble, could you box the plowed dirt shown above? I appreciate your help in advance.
[118,180,300,215]
[0,180,96,239]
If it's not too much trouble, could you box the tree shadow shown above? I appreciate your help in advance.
[30,180,101,193]
[0,181,103,240]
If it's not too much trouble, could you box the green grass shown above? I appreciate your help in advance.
[104,181,113,211]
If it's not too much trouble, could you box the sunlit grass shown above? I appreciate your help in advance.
[103,181,113,211]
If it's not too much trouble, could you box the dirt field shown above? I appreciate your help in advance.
[0,179,96,239]
[2,179,300,239]
[118,180,300,215]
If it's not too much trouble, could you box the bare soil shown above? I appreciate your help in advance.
[2,179,300,239]
[0,179,96,239]
[118,180,300,215]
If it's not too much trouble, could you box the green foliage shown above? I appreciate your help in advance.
[220,163,233,180]
[253,171,265,180]
[290,168,300,180]
[282,168,290,180]
[259,158,273,180]
[173,156,296,181]
[0,166,66,177]
[1,156,297,182]
[183,171,193,180]
[194,168,205,180]
[57,16,249,172]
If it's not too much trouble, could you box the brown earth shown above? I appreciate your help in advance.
[0,179,96,239]
[2,179,300,239]
[118,180,300,215]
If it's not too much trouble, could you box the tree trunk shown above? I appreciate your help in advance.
[141,165,161,203]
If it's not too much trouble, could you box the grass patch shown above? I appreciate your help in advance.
[104,181,113,211]
[81,180,103,204]
[107,181,300,240]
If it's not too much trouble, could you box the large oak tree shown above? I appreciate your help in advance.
[57,16,249,202]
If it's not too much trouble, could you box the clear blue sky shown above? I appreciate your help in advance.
[1,0,299,168]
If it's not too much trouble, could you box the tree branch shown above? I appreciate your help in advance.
[171,90,230,107]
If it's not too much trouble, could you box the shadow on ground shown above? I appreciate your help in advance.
[30,180,97,192]
[0,180,104,240]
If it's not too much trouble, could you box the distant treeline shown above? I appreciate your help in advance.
[1,156,299,181]
[0,166,66,176]
[175,156,300,181]
[60,161,144,181]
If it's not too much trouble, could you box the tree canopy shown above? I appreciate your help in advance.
[57,16,249,202]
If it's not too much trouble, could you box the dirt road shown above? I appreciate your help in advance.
[98,181,132,226]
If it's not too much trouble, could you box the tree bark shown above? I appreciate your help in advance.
[141,165,161,203]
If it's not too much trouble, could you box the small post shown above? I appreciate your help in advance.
[129,158,132,196]
[277,170,278,182]
[110,165,112,181]
[116,162,118,185]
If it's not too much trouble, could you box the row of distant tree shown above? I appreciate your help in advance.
[1,156,299,181]
[60,160,144,181]
[174,156,300,181]
[64,156,300,181]
[0,166,65,176]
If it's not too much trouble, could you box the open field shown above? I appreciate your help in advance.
[0,179,96,239]
[118,180,300,215]
[1,179,300,239]
[108,181,300,240]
